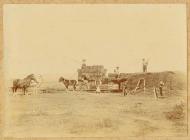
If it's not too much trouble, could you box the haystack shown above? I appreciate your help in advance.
[120,71,186,91]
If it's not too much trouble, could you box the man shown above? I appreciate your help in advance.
[123,86,128,96]
[159,81,165,96]
[96,85,101,94]
[142,58,149,72]
[123,81,128,96]
[96,80,101,94]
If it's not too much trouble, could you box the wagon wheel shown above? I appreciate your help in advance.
[78,83,88,91]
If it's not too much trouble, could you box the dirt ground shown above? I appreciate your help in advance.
[3,89,187,137]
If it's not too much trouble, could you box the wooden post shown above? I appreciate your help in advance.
[144,79,145,92]
[134,78,145,93]
[154,87,158,100]
[134,79,141,92]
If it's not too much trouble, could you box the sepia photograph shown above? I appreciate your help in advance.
[2,3,188,138]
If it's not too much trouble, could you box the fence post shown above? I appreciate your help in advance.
[143,78,146,94]
[154,87,158,100]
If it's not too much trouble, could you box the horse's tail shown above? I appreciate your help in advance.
[12,79,20,93]
[13,79,19,87]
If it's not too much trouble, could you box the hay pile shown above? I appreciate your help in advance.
[120,71,186,91]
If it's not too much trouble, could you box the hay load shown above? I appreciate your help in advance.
[120,71,186,91]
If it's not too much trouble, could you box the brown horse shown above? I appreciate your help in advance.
[102,77,128,91]
[12,74,38,94]
[111,78,128,91]
[59,77,77,90]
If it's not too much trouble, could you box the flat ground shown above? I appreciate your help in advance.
[3,89,187,137]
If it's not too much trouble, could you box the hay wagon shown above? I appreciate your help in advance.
[76,78,121,93]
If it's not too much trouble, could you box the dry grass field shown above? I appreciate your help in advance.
[3,87,187,137]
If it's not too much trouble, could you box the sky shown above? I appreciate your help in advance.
[3,4,187,80]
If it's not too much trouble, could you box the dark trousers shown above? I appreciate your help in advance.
[159,87,163,96]
[143,66,147,72]
[123,88,128,96]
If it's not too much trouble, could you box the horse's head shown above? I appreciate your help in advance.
[26,74,39,84]
[26,74,35,79]
[59,77,65,82]
[30,74,43,86]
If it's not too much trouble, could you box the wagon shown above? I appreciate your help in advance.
[77,80,120,92]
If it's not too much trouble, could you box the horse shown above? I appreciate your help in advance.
[59,77,77,90]
[12,74,39,95]
[112,78,128,91]
[102,77,128,91]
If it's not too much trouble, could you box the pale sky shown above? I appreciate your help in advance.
[3,4,187,79]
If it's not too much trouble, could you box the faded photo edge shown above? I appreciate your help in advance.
[0,0,190,140]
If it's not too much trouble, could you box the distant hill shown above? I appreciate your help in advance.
[120,71,186,90]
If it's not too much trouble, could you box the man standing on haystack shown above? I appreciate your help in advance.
[142,58,149,72]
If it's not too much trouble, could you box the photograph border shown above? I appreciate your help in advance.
[0,0,189,140]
